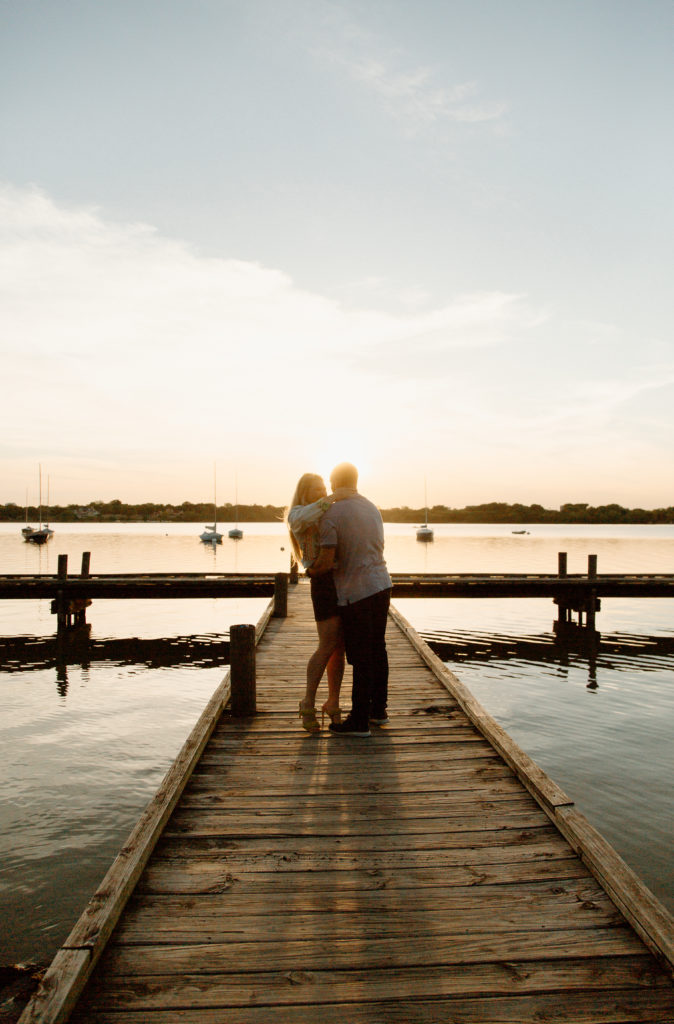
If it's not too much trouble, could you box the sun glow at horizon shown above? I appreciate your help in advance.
[315,432,374,493]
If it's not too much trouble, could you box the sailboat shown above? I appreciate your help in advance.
[22,489,36,538]
[228,473,243,539]
[24,465,53,544]
[416,479,434,542]
[200,464,223,544]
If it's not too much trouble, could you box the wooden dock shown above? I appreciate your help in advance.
[20,581,674,1023]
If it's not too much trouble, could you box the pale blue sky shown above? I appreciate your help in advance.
[1,0,673,507]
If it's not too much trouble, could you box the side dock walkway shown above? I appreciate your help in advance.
[23,582,674,1022]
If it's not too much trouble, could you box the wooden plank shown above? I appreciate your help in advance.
[196,744,499,767]
[163,806,549,838]
[67,987,674,1024]
[152,824,563,860]
[145,836,592,873]
[111,886,623,945]
[76,956,669,1012]
[177,787,535,811]
[138,857,592,895]
[187,761,509,794]
[80,926,646,978]
[16,951,90,1024]
[125,876,603,917]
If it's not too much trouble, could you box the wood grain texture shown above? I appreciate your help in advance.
[23,580,674,1022]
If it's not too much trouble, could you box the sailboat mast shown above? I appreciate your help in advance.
[38,464,43,529]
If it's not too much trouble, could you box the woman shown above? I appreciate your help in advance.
[287,473,345,733]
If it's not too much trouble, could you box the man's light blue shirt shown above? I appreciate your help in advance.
[319,493,392,606]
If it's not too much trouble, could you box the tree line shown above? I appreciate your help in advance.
[3,499,674,524]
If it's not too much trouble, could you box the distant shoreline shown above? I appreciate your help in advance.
[3,500,674,525]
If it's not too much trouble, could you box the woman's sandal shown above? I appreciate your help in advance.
[321,703,342,728]
[299,699,320,734]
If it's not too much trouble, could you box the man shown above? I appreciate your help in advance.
[306,462,392,736]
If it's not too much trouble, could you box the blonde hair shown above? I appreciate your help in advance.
[286,473,325,563]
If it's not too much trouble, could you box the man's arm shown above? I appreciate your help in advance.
[306,547,335,577]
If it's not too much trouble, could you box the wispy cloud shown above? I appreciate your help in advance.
[0,183,531,480]
[305,6,508,131]
[346,60,507,127]
[346,292,545,377]
[2,184,671,507]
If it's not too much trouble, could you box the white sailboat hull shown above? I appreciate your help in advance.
[200,526,223,543]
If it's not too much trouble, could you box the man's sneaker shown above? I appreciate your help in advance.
[369,714,389,725]
[329,717,371,737]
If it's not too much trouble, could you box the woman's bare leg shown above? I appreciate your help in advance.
[324,639,345,711]
[304,616,342,706]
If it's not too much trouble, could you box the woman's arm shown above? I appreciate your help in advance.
[287,497,331,531]
[306,547,336,577]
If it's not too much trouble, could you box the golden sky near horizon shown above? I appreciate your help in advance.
[2,2,673,508]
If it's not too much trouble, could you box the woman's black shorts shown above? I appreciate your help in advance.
[310,571,339,622]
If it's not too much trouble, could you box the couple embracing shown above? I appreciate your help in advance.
[287,462,392,737]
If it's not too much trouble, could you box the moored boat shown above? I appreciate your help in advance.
[24,466,53,544]
[416,479,434,542]
[200,464,223,544]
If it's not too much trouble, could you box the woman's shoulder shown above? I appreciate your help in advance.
[288,498,330,529]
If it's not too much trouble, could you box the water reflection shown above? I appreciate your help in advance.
[3,622,671,697]
[0,634,230,694]
[424,628,674,692]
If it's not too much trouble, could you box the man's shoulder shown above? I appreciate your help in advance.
[352,493,381,518]
[329,493,381,526]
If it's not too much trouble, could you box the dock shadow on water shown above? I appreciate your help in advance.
[0,633,230,694]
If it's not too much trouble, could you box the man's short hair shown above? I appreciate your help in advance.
[330,462,358,490]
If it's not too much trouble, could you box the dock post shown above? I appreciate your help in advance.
[273,573,288,617]
[230,623,256,716]
[587,554,598,631]
[76,551,92,626]
[289,556,299,585]
[555,552,569,631]
[56,554,69,632]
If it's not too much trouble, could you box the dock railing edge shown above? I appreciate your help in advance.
[18,596,277,1024]
[388,601,674,976]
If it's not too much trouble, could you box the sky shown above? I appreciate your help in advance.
[1,0,673,509]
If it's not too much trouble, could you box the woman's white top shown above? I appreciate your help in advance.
[287,497,331,568]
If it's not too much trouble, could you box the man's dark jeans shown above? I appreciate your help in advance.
[339,588,391,728]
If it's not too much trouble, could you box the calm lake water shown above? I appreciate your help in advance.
[1,521,673,965]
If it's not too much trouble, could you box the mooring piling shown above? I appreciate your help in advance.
[554,551,600,639]
[229,622,256,716]
[273,572,288,617]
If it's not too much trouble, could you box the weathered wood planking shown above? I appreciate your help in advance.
[22,580,674,1023]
